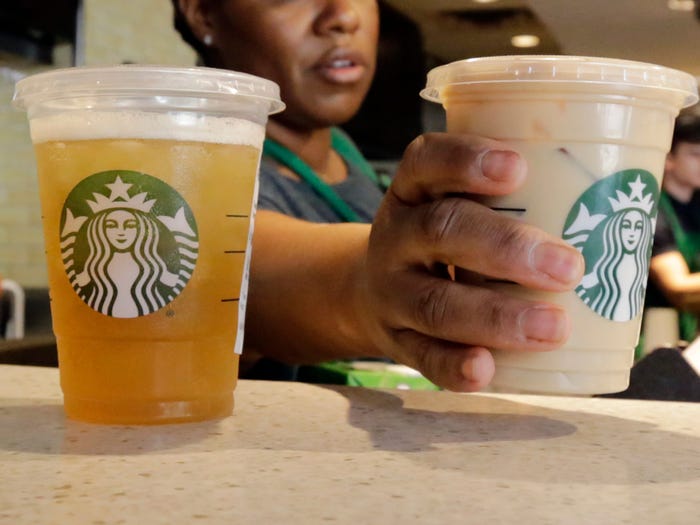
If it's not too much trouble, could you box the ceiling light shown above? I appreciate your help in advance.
[667,0,695,11]
[511,34,540,48]
[473,0,500,4]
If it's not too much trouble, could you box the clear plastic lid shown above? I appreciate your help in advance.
[421,55,699,108]
[12,64,285,114]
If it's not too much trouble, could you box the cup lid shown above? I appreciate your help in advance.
[13,64,285,114]
[421,55,699,108]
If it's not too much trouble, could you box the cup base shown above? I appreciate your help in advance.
[63,393,234,425]
[490,366,630,396]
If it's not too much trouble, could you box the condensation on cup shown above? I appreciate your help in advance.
[13,65,284,423]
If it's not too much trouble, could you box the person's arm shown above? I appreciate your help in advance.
[650,251,700,311]
[245,213,377,362]
[245,133,584,392]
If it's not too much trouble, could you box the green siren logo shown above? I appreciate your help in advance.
[61,170,199,318]
[563,170,659,322]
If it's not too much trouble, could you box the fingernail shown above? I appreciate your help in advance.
[462,349,491,383]
[480,150,524,182]
[519,306,569,343]
[531,242,582,285]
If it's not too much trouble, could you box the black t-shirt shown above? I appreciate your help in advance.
[645,192,700,308]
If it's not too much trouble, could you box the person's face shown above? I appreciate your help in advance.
[665,141,700,189]
[620,210,643,252]
[205,0,379,128]
[104,210,138,251]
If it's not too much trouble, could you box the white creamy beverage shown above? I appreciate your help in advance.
[422,56,698,394]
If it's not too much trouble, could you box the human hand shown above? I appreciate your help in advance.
[360,133,585,392]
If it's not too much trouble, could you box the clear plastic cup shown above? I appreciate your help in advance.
[422,55,698,395]
[13,65,284,423]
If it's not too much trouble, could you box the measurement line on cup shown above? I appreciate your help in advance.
[490,207,527,213]
[490,207,528,218]
[221,214,247,303]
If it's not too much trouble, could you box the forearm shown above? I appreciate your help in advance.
[664,277,700,311]
[650,252,700,311]
[244,211,381,364]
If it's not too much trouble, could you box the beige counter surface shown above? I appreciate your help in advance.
[1,364,699,524]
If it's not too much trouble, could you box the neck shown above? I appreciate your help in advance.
[266,120,346,184]
[663,172,694,203]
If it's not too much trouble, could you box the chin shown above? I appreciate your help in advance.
[273,85,365,126]
[320,101,366,126]
[315,87,368,117]
[327,110,362,126]
[283,106,364,129]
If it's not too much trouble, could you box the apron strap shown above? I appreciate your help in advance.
[263,135,361,222]
[263,128,389,223]
[330,128,391,191]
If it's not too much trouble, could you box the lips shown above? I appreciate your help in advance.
[314,48,368,84]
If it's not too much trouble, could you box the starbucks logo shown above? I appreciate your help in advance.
[563,170,659,322]
[60,170,199,318]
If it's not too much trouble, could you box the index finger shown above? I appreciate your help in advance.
[389,132,527,205]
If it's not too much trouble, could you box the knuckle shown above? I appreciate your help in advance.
[480,298,511,337]
[413,280,452,332]
[401,332,461,391]
[404,331,434,372]
[401,134,428,178]
[491,221,533,269]
[420,199,465,247]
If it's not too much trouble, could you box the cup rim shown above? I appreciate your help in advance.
[421,55,699,108]
[12,64,286,115]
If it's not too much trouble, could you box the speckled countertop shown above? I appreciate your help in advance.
[2,365,700,524]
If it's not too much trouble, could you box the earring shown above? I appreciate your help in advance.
[203,34,213,46]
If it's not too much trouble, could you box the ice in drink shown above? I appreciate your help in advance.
[422,56,698,394]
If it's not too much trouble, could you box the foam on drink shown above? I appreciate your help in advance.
[29,110,266,145]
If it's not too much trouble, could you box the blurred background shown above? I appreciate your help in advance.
[0,0,699,310]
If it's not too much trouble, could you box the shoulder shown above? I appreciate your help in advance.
[258,159,314,212]
[257,158,342,222]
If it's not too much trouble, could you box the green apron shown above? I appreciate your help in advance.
[658,193,700,342]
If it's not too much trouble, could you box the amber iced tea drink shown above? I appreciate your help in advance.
[13,66,283,423]
[422,56,698,395]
